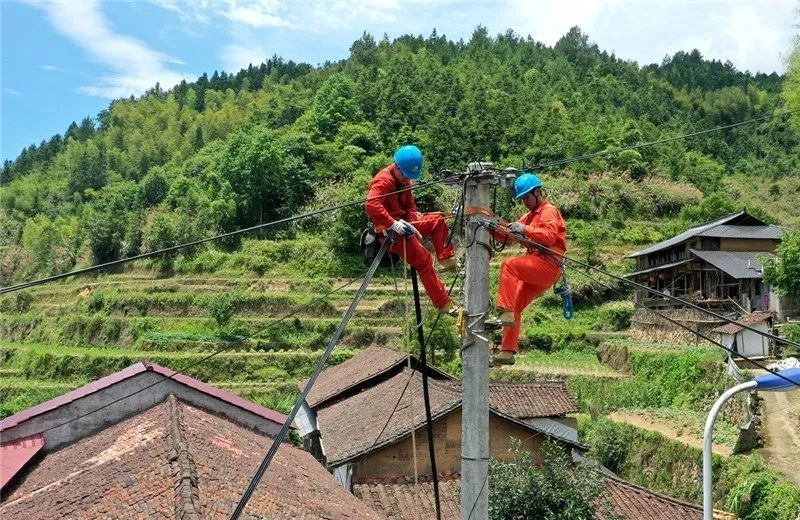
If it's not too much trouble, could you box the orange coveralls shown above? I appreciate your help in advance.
[365,164,455,309]
[495,200,567,353]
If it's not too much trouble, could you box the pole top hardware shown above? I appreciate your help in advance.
[463,163,521,188]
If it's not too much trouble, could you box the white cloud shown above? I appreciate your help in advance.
[147,0,213,23]
[220,43,269,72]
[719,4,785,72]
[40,64,64,71]
[307,0,402,29]
[149,0,291,28]
[27,0,190,99]
[499,0,620,45]
[221,0,292,28]
[4,89,23,97]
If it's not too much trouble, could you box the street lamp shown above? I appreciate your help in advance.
[703,367,800,520]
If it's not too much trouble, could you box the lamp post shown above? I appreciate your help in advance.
[703,367,800,520]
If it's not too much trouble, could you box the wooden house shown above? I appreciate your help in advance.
[624,211,797,320]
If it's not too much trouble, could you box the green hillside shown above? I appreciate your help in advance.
[2,27,799,285]
[2,27,799,519]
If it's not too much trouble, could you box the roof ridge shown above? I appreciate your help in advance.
[488,381,567,386]
[693,209,746,231]
[166,395,202,520]
[603,472,702,511]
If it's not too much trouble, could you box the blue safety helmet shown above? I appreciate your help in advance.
[394,145,423,180]
[514,173,543,199]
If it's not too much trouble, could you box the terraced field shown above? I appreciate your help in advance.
[0,269,436,416]
[0,256,636,419]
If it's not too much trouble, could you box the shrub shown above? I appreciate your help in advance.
[617,223,663,245]
[489,440,617,520]
[598,301,635,331]
[209,293,237,332]
[14,291,33,313]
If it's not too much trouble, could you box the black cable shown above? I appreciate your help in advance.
[30,276,364,436]
[10,109,794,296]
[463,218,800,520]
[229,237,392,520]
[485,223,800,390]
[569,266,765,361]
[531,108,800,171]
[0,174,458,295]
[353,265,464,467]
[466,469,489,520]
[487,222,799,349]
[444,176,469,250]
[411,267,442,520]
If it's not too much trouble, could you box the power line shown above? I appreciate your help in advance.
[29,276,363,436]
[351,179,470,467]
[0,174,457,295]
[229,237,392,519]
[530,108,800,170]
[462,229,800,520]
[568,266,789,379]
[6,110,796,296]
[483,222,800,388]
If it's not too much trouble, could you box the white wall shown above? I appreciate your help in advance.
[727,322,770,358]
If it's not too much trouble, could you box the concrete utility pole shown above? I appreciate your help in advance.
[461,162,493,520]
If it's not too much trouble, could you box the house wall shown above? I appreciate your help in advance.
[719,238,779,253]
[351,410,549,480]
[738,326,770,357]
[771,292,800,322]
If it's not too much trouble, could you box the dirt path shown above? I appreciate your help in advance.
[757,387,800,487]
[609,410,733,456]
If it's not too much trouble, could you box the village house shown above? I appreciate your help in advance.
[302,346,734,520]
[711,310,774,358]
[0,353,738,520]
[624,210,795,319]
[0,361,382,519]
[297,345,582,489]
[352,472,736,520]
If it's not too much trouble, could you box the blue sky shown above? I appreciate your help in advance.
[2,0,798,162]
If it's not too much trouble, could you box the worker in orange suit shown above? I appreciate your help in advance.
[488,173,567,365]
[365,145,457,314]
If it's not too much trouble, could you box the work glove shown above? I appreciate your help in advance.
[508,221,526,235]
[391,219,421,239]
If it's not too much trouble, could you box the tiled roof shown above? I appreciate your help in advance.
[300,346,409,408]
[711,311,773,335]
[317,369,463,465]
[354,474,461,520]
[0,434,45,491]
[626,210,778,258]
[438,381,579,418]
[299,345,453,409]
[0,396,382,520]
[317,371,583,466]
[0,360,288,432]
[690,249,775,279]
[354,473,721,520]
[696,224,783,240]
[603,474,705,520]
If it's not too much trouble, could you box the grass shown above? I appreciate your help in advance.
[613,406,740,449]
[0,341,359,382]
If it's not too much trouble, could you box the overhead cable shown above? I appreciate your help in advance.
[29,276,364,436]
[484,223,800,389]
[229,237,392,520]
[0,174,456,295]
[531,108,800,170]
